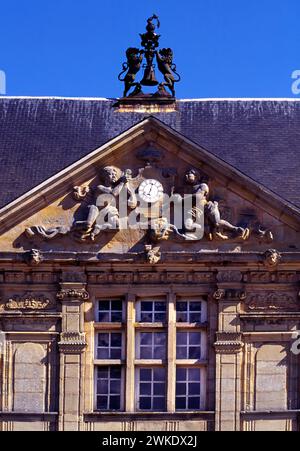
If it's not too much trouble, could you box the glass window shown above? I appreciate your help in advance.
[176,367,201,410]
[176,300,202,323]
[98,300,123,322]
[137,300,167,323]
[137,367,166,411]
[137,332,166,359]
[176,331,201,359]
[96,366,122,411]
[96,332,122,359]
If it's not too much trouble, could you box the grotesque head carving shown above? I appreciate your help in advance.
[264,249,281,267]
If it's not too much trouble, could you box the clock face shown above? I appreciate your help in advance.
[138,179,164,203]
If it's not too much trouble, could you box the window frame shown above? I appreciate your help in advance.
[176,297,207,324]
[135,366,167,412]
[94,365,125,412]
[135,298,167,324]
[95,298,125,324]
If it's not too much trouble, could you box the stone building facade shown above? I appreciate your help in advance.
[0,98,299,431]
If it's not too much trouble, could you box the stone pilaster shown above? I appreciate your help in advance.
[57,280,89,431]
[213,275,245,432]
[125,294,135,412]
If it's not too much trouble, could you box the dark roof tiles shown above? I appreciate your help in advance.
[0,97,299,209]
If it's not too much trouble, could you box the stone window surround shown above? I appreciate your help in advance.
[92,292,208,413]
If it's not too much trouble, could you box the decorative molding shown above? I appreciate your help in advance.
[56,288,89,301]
[246,291,299,311]
[216,270,242,283]
[87,271,215,285]
[58,332,87,353]
[213,289,246,301]
[1,292,53,311]
[61,272,87,283]
[214,332,244,354]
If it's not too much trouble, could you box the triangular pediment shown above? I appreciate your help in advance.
[0,116,299,255]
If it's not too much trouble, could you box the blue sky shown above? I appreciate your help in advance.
[1,0,300,98]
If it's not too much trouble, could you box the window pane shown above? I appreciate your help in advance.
[188,347,201,359]
[176,383,186,395]
[189,313,201,323]
[140,383,151,395]
[188,368,200,381]
[110,348,122,359]
[111,312,122,322]
[140,369,151,381]
[154,312,166,322]
[188,397,200,410]
[154,333,166,345]
[97,396,108,410]
[177,332,187,345]
[154,346,166,360]
[153,397,165,411]
[177,302,187,311]
[140,333,152,345]
[155,302,166,312]
[176,368,186,381]
[188,383,201,395]
[97,380,108,394]
[97,348,109,359]
[98,367,108,378]
[153,383,165,395]
[190,332,201,345]
[112,301,122,311]
[98,334,109,346]
[99,301,109,311]
[98,312,110,322]
[109,396,121,410]
[110,367,121,379]
[141,302,153,311]
[190,302,201,311]
[176,397,186,410]
[110,379,121,394]
[154,368,165,380]
[140,397,151,410]
[140,347,152,359]
[177,312,188,322]
[176,347,187,359]
[140,312,152,322]
[111,333,122,347]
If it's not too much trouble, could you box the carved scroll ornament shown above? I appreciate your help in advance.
[3,292,52,310]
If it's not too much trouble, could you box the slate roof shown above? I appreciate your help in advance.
[0,97,300,210]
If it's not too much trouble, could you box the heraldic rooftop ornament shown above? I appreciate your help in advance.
[118,15,181,100]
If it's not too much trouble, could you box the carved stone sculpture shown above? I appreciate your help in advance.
[74,166,136,241]
[4,293,52,310]
[25,225,70,240]
[145,244,161,264]
[25,249,43,266]
[73,185,90,201]
[263,249,281,267]
[184,169,250,241]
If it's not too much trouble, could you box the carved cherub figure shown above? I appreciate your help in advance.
[118,48,144,97]
[75,166,137,241]
[184,168,250,241]
[156,48,180,97]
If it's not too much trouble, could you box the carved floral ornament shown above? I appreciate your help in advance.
[24,162,274,261]
[246,291,299,311]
